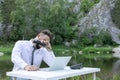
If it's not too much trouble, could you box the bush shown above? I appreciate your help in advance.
[0,42,14,55]
[0,13,2,21]
[82,46,112,54]
[80,0,100,15]
[79,27,98,46]
[79,27,116,46]
[82,46,113,59]
[111,0,120,29]
[10,0,80,44]
[94,30,116,45]
[54,35,63,45]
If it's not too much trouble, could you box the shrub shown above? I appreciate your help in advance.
[79,27,97,46]
[79,27,116,46]
[94,30,116,45]
[111,0,120,29]
[81,46,113,59]
[10,0,80,44]
[82,46,112,55]
[80,0,100,15]
[0,42,14,55]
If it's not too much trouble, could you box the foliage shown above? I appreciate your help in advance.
[95,30,116,45]
[0,10,2,21]
[0,0,116,47]
[113,74,120,80]
[1,0,101,45]
[0,42,14,55]
[111,0,120,29]
[0,0,15,41]
[80,0,100,15]
[1,0,15,25]
[79,27,98,45]
[79,27,116,46]
[52,44,114,60]
[53,35,63,45]
[82,46,112,54]
[67,74,101,80]
[10,0,38,40]
[0,41,115,60]
[82,46,113,59]
[10,0,80,44]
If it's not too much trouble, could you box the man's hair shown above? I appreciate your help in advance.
[40,29,53,40]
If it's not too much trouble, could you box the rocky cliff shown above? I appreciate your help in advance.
[79,0,120,44]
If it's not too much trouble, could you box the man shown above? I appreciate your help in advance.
[11,29,55,80]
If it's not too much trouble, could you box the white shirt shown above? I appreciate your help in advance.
[11,40,55,71]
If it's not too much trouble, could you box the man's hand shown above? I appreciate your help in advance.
[45,42,52,50]
[24,65,39,71]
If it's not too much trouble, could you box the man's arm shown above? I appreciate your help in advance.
[11,41,28,69]
[12,41,39,71]
[40,47,55,66]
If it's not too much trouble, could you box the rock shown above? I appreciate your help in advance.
[79,0,116,29]
[0,52,4,56]
[78,51,82,55]
[64,39,78,47]
[64,41,71,47]
[78,0,120,44]
[71,39,77,46]
[112,47,120,58]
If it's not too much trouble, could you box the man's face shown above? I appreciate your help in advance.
[37,33,50,44]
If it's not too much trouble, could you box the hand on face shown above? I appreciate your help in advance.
[40,39,52,50]
[37,34,51,49]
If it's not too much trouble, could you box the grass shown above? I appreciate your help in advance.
[0,43,115,60]
[0,42,14,55]
[0,55,11,61]
[52,45,114,60]
[0,43,12,61]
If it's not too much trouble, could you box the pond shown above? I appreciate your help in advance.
[0,60,13,80]
[0,55,120,80]
[70,56,120,80]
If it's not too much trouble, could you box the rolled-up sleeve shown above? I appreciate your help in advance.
[11,41,28,69]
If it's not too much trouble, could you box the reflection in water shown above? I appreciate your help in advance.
[74,54,119,80]
[112,59,120,75]
[0,60,13,79]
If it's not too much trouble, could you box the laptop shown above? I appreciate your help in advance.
[42,56,71,71]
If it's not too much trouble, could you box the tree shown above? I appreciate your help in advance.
[0,0,15,41]
[10,0,80,44]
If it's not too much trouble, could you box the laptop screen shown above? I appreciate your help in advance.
[48,56,71,71]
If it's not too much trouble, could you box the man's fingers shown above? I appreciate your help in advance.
[24,65,39,71]
[31,65,39,71]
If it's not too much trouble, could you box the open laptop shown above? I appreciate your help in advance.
[42,56,71,71]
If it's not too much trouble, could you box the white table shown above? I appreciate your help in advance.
[6,67,100,80]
